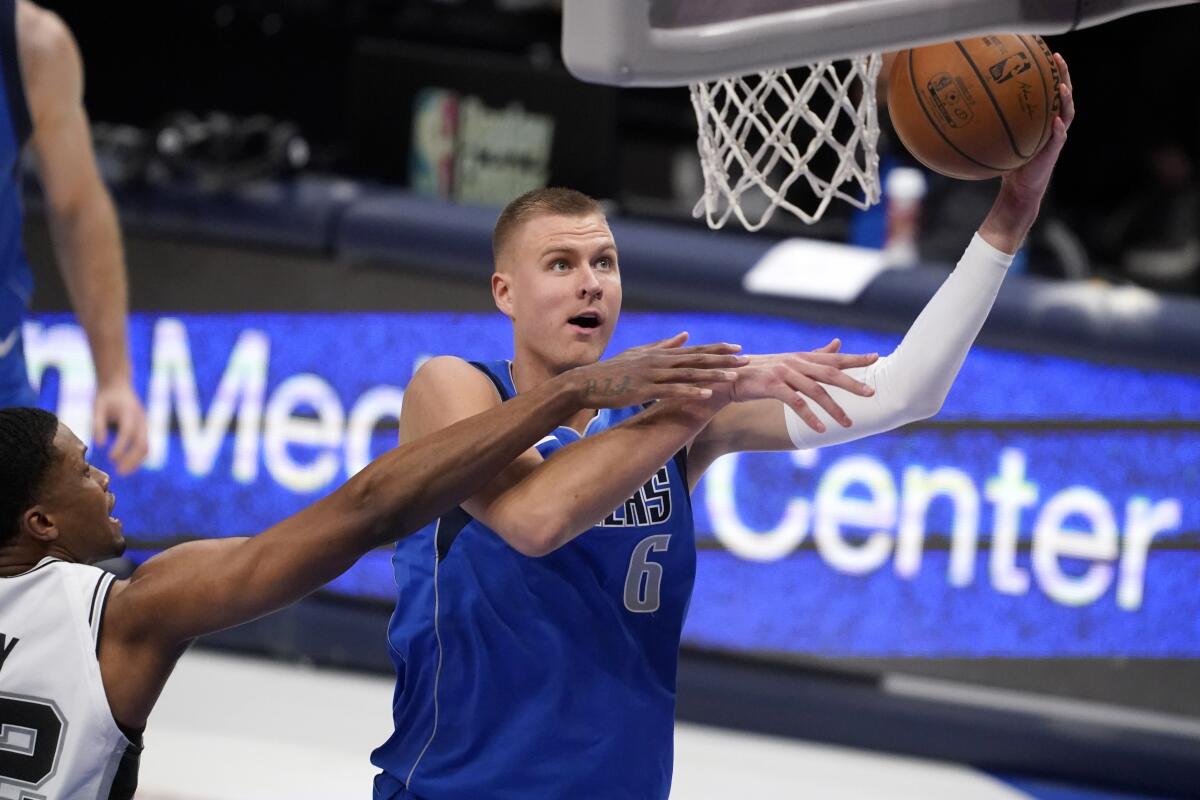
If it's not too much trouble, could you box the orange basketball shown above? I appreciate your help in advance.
[886,34,1061,180]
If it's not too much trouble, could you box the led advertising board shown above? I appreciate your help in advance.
[26,312,1198,658]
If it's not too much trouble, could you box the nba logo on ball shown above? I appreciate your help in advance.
[988,52,1032,84]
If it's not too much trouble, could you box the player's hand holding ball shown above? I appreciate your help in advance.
[982,51,1074,252]
[888,37,1074,252]
[996,52,1074,200]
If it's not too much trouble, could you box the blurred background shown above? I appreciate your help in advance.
[17,1,1200,797]
[40,0,1200,290]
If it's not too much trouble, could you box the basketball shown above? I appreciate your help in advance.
[886,34,1061,180]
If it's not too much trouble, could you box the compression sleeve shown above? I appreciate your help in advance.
[784,232,1013,449]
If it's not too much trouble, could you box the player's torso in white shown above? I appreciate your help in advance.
[0,558,134,800]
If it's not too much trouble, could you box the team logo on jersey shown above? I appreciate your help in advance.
[599,466,672,527]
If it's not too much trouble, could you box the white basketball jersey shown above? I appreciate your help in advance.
[0,558,136,799]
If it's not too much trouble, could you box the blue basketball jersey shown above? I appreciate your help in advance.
[372,360,697,800]
[0,0,35,406]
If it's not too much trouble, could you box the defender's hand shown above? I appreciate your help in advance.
[729,339,877,433]
[566,332,747,409]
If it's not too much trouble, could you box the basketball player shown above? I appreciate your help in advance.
[373,57,1076,800]
[0,338,751,798]
[1,0,146,473]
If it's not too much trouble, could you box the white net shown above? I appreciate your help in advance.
[690,53,883,231]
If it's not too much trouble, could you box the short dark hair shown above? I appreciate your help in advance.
[0,408,61,546]
[492,187,605,264]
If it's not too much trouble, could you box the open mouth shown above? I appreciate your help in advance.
[567,311,603,330]
[108,493,119,524]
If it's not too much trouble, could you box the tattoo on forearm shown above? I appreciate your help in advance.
[584,376,634,397]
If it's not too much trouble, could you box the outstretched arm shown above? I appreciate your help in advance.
[18,2,147,474]
[98,340,742,726]
[690,55,1075,482]
[399,339,746,558]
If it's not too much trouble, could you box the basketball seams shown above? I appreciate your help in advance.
[905,47,1004,176]
[954,40,1030,159]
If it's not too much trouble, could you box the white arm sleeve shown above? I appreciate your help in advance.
[785,232,1013,449]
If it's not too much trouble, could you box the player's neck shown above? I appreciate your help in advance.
[0,543,59,576]
[511,352,597,434]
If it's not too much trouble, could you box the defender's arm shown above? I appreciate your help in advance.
[98,342,740,725]
[401,354,729,558]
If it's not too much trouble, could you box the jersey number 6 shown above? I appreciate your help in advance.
[624,534,671,613]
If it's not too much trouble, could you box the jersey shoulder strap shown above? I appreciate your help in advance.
[51,561,118,654]
[467,359,514,402]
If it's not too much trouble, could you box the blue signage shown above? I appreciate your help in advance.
[26,311,1200,657]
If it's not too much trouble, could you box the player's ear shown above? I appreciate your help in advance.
[22,506,59,545]
[492,271,516,320]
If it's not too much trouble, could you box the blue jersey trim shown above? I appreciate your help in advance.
[405,520,445,790]
[467,359,511,401]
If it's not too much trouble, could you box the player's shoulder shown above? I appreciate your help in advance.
[408,356,499,402]
[401,356,504,439]
[15,1,81,123]
[99,540,218,645]
[15,1,75,65]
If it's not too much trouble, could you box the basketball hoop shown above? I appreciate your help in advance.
[689,54,883,231]
[564,0,1189,232]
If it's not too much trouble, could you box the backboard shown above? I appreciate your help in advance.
[563,0,1197,87]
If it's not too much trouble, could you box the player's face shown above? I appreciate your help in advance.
[36,425,126,562]
[494,212,622,371]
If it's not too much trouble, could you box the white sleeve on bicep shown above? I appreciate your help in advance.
[785,232,1013,449]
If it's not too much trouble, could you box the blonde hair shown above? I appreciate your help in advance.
[492,187,604,264]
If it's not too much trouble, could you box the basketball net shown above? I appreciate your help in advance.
[690,53,883,231]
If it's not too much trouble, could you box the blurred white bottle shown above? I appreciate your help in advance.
[883,167,927,268]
